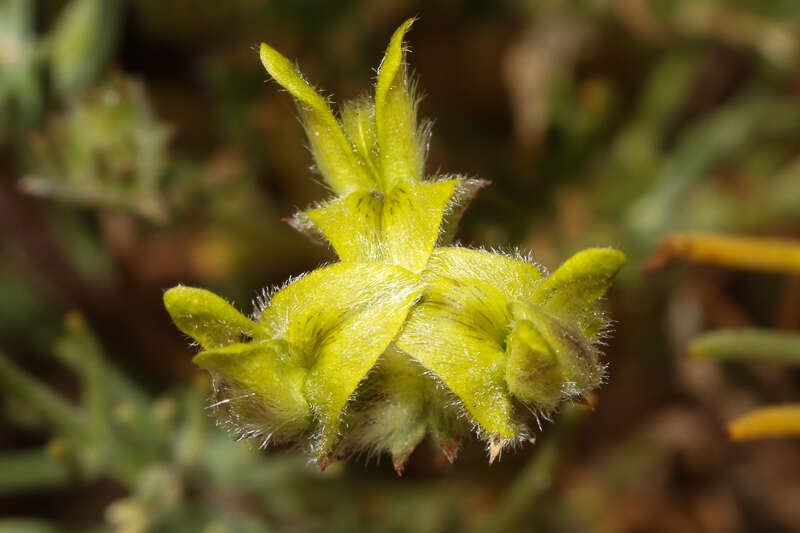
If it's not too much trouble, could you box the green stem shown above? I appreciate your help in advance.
[0,351,83,436]
[689,329,800,366]
[0,450,72,494]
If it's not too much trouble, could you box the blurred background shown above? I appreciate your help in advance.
[1,0,800,531]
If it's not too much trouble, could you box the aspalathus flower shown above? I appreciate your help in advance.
[164,19,625,474]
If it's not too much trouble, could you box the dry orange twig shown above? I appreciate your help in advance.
[727,405,800,441]
[644,232,800,274]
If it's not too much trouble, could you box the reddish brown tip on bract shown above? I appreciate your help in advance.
[488,431,502,465]
[572,393,599,410]
[440,439,461,464]
[319,453,333,473]
[392,453,410,476]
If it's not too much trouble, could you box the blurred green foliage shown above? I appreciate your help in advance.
[21,75,169,222]
[2,0,800,532]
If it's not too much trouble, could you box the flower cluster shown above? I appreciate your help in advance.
[164,20,625,473]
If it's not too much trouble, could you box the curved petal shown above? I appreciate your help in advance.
[508,302,604,405]
[164,286,263,350]
[375,18,421,189]
[531,248,626,338]
[504,319,564,412]
[259,43,372,195]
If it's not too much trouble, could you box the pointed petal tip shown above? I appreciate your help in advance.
[392,18,417,43]
[378,17,417,90]
[400,16,417,33]
[258,42,276,68]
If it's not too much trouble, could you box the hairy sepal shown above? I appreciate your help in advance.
[396,247,546,443]
[506,304,603,410]
[258,263,424,457]
[335,345,461,474]
[397,246,623,453]
[302,178,459,272]
[340,96,380,177]
[194,342,312,442]
[504,319,564,412]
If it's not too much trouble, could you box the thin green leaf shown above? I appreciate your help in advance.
[689,329,800,366]
[0,450,72,494]
[259,42,372,195]
[375,18,423,190]
[0,351,83,436]
[47,0,121,96]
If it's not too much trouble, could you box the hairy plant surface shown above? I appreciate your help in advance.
[164,20,625,473]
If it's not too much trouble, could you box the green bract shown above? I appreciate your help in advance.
[164,19,625,472]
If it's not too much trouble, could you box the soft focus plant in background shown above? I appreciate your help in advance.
[2,1,800,532]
